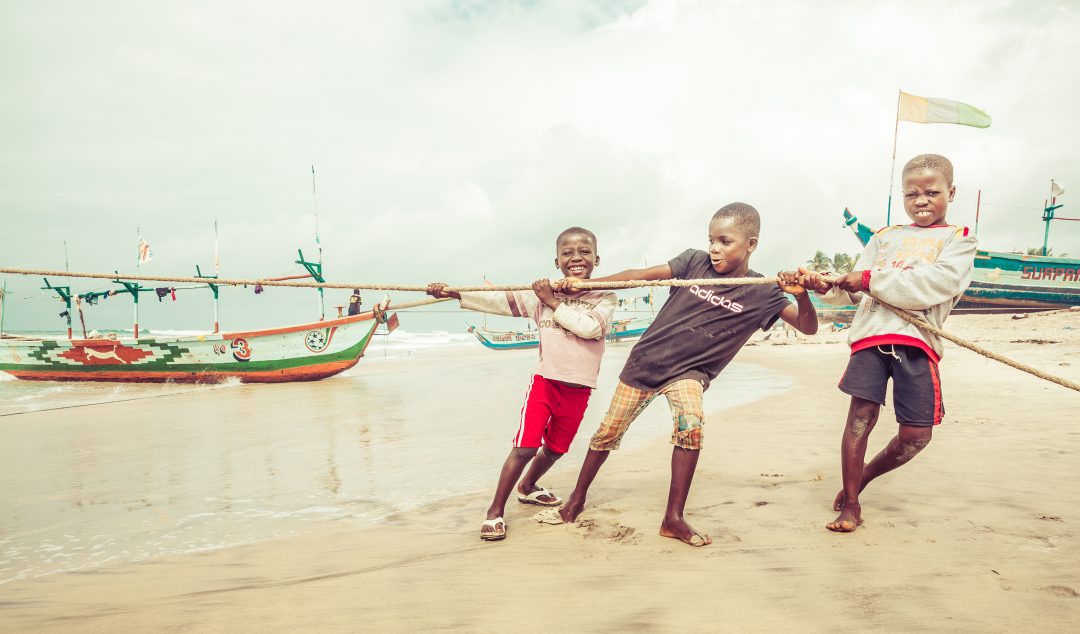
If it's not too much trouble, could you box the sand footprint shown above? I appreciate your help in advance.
[1042,585,1079,598]
[533,511,640,545]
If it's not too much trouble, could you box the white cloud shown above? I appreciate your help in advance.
[2,0,1078,333]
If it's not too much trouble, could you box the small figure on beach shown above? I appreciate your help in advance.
[427,227,617,541]
[803,153,978,532]
[347,289,363,316]
[552,202,819,547]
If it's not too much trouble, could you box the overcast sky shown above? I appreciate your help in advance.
[2,0,1078,333]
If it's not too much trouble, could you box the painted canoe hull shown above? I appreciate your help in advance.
[0,312,381,383]
[606,317,654,340]
[470,327,539,350]
[959,251,1080,311]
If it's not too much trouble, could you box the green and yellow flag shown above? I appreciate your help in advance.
[898,91,991,128]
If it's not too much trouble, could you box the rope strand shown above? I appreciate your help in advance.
[880,303,1080,392]
[0,267,774,292]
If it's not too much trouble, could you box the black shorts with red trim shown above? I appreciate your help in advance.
[838,345,943,426]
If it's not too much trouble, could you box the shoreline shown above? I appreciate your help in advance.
[2,313,1080,631]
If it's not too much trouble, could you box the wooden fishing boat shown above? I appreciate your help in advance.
[466,316,655,351]
[466,324,539,350]
[0,309,389,383]
[607,316,653,340]
[843,208,1080,313]
[808,293,858,323]
[0,239,398,383]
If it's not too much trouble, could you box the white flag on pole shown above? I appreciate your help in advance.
[1051,180,1065,198]
[138,237,153,264]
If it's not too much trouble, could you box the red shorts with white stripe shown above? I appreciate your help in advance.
[514,374,593,454]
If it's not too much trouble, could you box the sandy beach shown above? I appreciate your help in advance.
[2,311,1080,632]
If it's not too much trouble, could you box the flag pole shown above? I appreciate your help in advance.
[974,189,981,237]
[887,90,901,226]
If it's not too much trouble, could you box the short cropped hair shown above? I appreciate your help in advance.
[711,202,760,238]
[556,226,597,249]
[902,154,954,187]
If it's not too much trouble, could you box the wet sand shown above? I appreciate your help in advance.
[2,311,1080,632]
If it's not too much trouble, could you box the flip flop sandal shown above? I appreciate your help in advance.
[480,517,506,541]
[517,487,561,507]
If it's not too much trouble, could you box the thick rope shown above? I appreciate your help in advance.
[2,266,1076,392]
[879,303,1080,392]
[0,266,773,292]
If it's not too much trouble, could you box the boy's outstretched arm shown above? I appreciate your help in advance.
[429,282,532,318]
[553,263,674,294]
[777,268,818,335]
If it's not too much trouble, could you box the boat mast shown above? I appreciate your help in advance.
[0,280,7,338]
[41,278,73,339]
[196,264,220,334]
[214,219,220,332]
[1042,180,1065,256]
[311,165,325,321]
[115,276,144,339]
[135,228,142,338]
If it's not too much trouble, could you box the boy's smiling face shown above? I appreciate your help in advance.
[556,233,598,279]
[902,169,954,227]
[708,217,757,275]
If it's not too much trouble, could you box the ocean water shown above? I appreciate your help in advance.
[0,329,791,585]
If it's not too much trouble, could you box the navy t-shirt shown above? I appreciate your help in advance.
[619,249,791,392]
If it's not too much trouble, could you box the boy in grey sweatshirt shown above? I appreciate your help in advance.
[804,154,977,532]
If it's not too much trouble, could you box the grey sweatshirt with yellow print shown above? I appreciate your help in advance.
[817,223,978,362]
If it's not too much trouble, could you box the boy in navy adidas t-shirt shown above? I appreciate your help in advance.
[552,202,819,547]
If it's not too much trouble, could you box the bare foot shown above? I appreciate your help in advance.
[559,499,585,523]
[833,489,845,511]
[659,517,712,547]
[826,503,863,533]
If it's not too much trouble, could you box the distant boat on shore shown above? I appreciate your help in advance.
[466,315,655,351]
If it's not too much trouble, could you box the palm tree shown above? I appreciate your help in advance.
[807,251,833,272]
[807,251,859,273]
[1024,246,1068,257]
[832,252,858,274]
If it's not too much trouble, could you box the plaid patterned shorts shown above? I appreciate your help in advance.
[589,379,705,451]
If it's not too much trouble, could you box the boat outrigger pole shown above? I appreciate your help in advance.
[195,265,220,333]
[1042,200,1063,256]
[41,278,74,339]
[295,249,325,321]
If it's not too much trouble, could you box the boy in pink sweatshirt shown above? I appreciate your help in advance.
[427,227,617,541]
[804,154,978,532]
